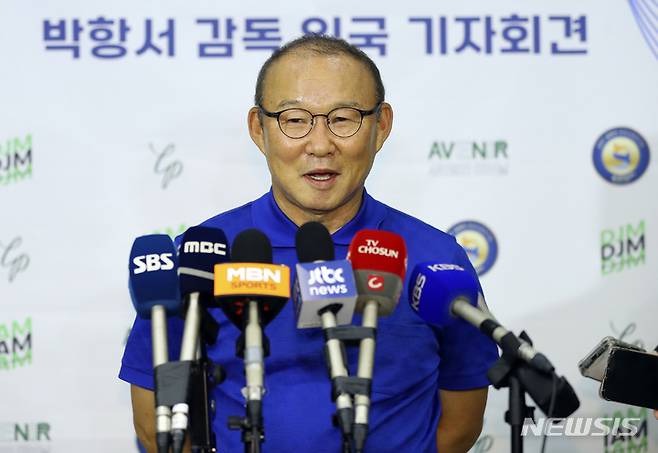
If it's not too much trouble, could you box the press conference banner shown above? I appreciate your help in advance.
[1,0,656,452]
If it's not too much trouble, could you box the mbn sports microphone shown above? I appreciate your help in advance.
[347,229,407,453]
[214,229,290,451]
[170,226,230,453]
[128,234,181,453]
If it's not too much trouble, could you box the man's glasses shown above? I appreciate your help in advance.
[257,103,382,139]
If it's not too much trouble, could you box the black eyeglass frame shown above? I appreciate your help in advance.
[257,102,382,139]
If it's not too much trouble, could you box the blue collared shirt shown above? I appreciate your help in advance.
[120,189,498,452]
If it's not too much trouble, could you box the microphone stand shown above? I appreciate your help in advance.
[320,321,376,453]
[486,331,579,453]
[228,300,267,453]
[188,308,224,453]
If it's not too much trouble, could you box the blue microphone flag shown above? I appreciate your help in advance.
[129,234,181,318]
[408,262,479,327]
[178,226,230,296]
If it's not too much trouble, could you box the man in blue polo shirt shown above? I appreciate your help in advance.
[121,35,498,452]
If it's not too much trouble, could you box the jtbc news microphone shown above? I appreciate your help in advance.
[408,262,580,418]
[214,229,290,452]
[171,226,230,453]
[293,221,358,444]
[347,229,407,453]
[128,234,181,453]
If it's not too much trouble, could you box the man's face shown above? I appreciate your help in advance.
[248,52,392,218]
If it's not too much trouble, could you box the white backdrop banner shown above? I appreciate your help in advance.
[1,0,656,452]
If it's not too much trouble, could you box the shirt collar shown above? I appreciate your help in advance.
[251,187,388,247]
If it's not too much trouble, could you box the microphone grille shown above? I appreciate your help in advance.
[231,229,272,263]
[296,221,334,262]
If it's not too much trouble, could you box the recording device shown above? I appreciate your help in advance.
[214,229,291,451]
[408,262,554,374]
[347,229,407,453]
[578,336,644,382]
[580,337,658,409]
[128,234,181,453]
[170,226,230,453]
[293,221,358,443]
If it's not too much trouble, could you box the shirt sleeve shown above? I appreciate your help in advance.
[436,242,500,390]
[119,315,185,390]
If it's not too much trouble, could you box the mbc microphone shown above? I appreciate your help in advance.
[214,229,290,448]
[347,229,407,453]
[171,226,230,453]
[128,234,181,453]
[293,221,358,442]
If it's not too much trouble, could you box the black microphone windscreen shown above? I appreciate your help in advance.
[232,229,272,263]
[296,221,334,263]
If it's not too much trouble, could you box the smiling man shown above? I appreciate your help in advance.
[121,35,498,453]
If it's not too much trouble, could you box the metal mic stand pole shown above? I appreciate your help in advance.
[228,301,266,453]
[487,331,580,453]
[189,306,224,453]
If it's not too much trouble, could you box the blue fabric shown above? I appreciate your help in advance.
[120,189,499,453]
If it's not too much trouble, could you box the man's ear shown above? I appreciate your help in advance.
[248,106,267,155]
[375,102,393,152]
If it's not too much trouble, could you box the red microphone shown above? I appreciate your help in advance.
[347,229,407,316]
[346,229,407,453]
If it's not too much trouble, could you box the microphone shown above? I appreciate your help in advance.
[170,226,230,453]
[214,229,290,450]
[407,262,554,373]
[293,221,358,328]
[347,229,407,453]
[128,234,181,453]
[293,221,358,442]
[407,261,580,418]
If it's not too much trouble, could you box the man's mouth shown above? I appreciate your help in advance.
[304,171,339,181]
[303,170,340,185]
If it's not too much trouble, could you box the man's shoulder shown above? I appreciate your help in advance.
[379,201,453,242]
[197,199,255,242]
[375,199,461,258]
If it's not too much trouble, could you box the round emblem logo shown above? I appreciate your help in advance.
[593,127,650,184]
[447,221,498,276]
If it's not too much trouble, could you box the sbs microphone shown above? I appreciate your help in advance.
[347,229,407,453]
[128,234,181,453]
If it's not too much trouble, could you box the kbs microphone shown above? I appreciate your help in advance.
[293,222,358,443]
[407,261,580,418]
[128,234,181,453]
[170,226,230,453]
[347,229,407,453]
[214,229,290,451]
[408,262,554,373]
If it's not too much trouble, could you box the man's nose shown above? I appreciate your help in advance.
[304,116,336,157]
